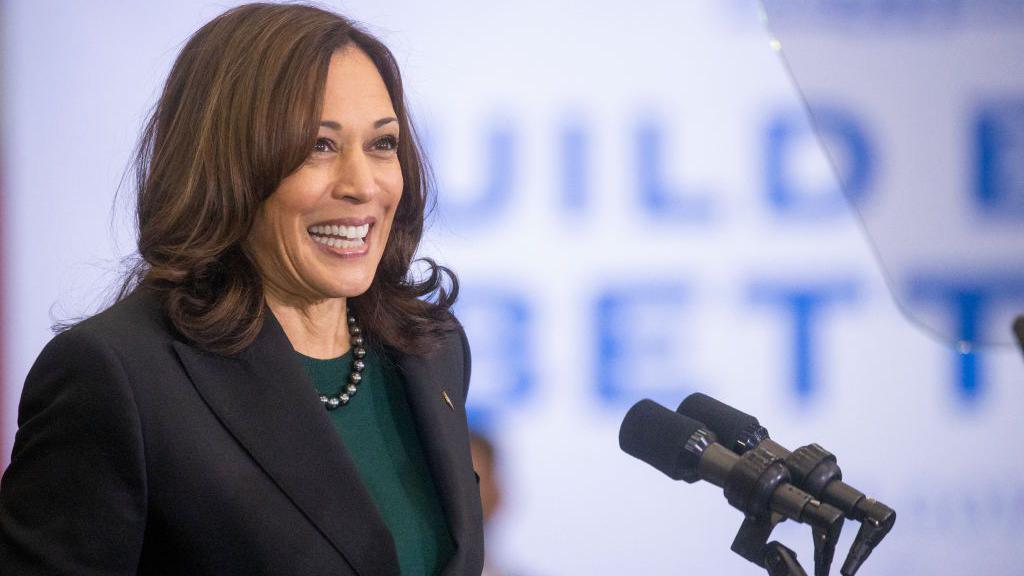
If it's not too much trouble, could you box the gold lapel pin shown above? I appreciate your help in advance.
[442,390,455,411]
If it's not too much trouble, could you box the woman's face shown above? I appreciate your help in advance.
[247,46,403,305]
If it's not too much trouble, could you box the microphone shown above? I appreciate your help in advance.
[620,399,844,575]
[677,393,895,576]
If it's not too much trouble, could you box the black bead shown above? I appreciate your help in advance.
[320,319,368,411]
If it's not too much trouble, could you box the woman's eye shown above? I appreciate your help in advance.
[373,135,399,152]
[313,137,336,153]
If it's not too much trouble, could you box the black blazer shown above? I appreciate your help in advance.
[0,288,484,575]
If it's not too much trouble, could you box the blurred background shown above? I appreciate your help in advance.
[2,1,1023,574]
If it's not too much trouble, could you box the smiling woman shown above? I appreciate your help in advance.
[246,46,407,360]
[0,3,483,575]
[130,6,454,358]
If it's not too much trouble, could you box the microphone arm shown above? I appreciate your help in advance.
[678,393,897,576]
[784,442,895,576]
[620,400,845,575]
[717,441,844,576]
[764,542,809,576]
[734,428,895,576]
[698,437,843,576]
[841,498,896,576]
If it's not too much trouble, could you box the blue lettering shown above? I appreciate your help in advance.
[635,119,713,222]
[456,288,532,430]
[595,283,697,406]
[907,275,1024,402]
[765,106,872,218]
[561,120,589,213]
[749,280,860,400]
[974,99,1024,217]
[428,124,516,227]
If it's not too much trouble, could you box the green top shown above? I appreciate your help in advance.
[299,347,455,575]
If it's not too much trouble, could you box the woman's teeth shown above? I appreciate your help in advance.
[308,223,369,249]
[312,235,364,248]
[309,224,369,238]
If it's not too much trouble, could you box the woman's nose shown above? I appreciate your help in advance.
[331,149,378,202]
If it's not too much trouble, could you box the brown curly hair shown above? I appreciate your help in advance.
[122,2,457,355]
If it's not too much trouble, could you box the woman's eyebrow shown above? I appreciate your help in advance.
[318,117,398,130]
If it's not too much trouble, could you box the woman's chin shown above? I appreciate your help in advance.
[316,277,374,301]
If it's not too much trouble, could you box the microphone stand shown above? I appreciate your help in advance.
[731,512,807,576]
[766,542,808,576]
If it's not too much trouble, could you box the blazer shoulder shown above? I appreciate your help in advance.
[34,288,181,397]
[60,288,175,352]
[433,310,472,402]
[5,300,150,574]
[384,310,472,404]
[26,288,172,402]
[449,313,471,399]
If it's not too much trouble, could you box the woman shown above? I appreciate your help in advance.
[0,3,483,575]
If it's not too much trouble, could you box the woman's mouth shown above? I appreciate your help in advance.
[307,222,371,253]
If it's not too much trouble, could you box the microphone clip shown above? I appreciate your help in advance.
[732,514,807,576]
[725,445,845,576]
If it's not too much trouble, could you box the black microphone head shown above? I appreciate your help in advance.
[619,399,716,483]
[677,393,766,454]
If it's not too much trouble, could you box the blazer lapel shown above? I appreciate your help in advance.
[393,340,482,576]
[172,311,399,576]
